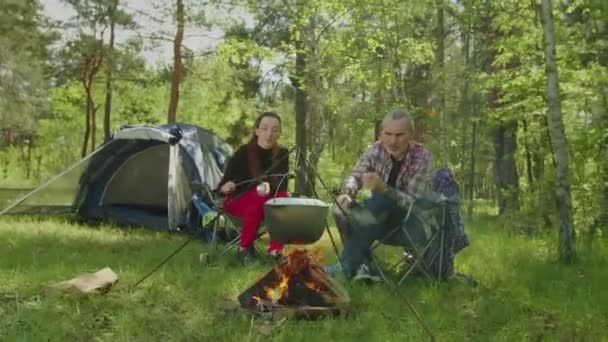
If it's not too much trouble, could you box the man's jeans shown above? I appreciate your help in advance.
[337,193,409,277]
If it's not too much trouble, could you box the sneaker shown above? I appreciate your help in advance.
[237,246,258,265]
[322,263,343,275]
[453,235,470,254]
[448,272,478,286]
[353,264,381,282]
[398,251,415,273]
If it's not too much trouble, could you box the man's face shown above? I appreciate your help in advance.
[380,118,411,159]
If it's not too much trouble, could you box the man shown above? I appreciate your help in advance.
[325,108,433,281]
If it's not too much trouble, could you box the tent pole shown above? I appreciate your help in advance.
[0,145,106,216]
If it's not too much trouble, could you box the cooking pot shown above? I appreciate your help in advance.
[264,197,329,244]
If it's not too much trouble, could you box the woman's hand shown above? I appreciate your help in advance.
[220,181,236,195]
[256,182,270,196]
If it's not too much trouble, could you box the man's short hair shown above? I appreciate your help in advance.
[383,108,414,130]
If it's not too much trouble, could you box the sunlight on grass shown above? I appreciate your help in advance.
[1,214,606,340]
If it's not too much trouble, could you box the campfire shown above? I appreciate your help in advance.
[238,249,350,320]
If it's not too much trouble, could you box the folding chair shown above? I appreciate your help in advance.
[191,183,272,264]
[370,197,456,284]
[190,183,244,262]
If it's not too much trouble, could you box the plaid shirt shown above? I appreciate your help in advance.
[343,141,433,208]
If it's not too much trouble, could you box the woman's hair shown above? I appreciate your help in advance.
[247,111,282,177]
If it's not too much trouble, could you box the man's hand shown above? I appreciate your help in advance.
[219,181,236,195]
[336,194,352,208]
[362,172,386,193]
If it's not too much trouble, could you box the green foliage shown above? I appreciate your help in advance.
[1,0,607,252]
[0,0,55,135]
[38,82,86,174]
[178,53,260,146]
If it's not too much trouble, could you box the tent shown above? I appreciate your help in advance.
[0,123,232,231]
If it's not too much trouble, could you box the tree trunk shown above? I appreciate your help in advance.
[305,23,330,196]
[467,120,477,220]
[3,128,13,145]
[103,0,118,142]
[91,104,100,153]
[90,90,97,152]
[541,0,576,263]
[588,81,608,245]
[374,48,384,142]
[460,21,471,203]
[25,138,32,179]
[84,73,99,155]
[35,154,42,179]
[167,0,184,124]
[80,48,103,157]
[522,119,535,188]
[2,157,8,179]
[492,121,520,215]
[535,117,554,229]
[597,85,608,236]
[374,120,381,141]
[480,5,520,215]
[435,0,448,166]
[294,43,309,196]
[465,10,479,218]
[81,81,91,158]
[460,118,468,186]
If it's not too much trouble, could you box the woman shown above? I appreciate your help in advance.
[217,112,290,264]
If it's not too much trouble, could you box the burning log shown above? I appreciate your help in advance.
[238,249,350,320]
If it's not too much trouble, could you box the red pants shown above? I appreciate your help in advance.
[222,188,289,253]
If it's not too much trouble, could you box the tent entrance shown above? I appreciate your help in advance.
[102,144,170,213]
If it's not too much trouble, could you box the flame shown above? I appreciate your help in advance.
[264,280,284,301]
[304,281,322,292]
[252,249,325,305]
[278,274,289,293]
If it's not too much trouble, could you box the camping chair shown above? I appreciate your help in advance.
[369,196,456,284]
[191,184,238,255]
[368,167,467,283]
[191,183,271,264]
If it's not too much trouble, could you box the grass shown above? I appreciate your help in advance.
[1,214,607,341]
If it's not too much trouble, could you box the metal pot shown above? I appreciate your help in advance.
[263,197,329,244]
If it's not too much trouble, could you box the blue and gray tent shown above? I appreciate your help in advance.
[0,123,232,231]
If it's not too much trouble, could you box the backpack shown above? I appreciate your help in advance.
[431,168,469,253]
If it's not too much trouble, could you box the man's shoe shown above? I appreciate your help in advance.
[353,264,381,282]
[453,235,470,254]
[237,246,258,265]
[322,262,343,275]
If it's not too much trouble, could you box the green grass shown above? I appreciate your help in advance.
[1,214,607,341]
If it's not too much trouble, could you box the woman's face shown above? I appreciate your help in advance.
[255,116,281,149]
